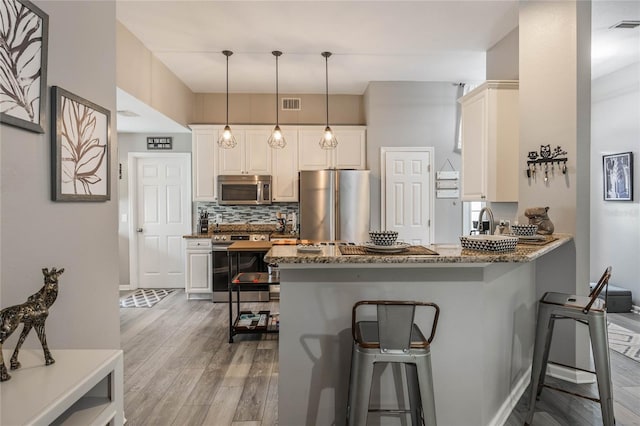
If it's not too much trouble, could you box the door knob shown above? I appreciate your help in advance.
[137,228,143,233]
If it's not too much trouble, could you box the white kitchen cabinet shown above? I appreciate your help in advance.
[271,128,299,202]
[298,126,366,170]
[191,125,217,201]
[185,238,212,300]
[459,81,519,202]
[218,128,272,176]
[333,127,367,169]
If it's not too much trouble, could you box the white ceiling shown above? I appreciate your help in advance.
[115,0,639,133]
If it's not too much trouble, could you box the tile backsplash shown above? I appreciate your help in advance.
[196,202,299,225]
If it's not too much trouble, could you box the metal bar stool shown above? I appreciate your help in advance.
[346,300,440,426]
[525,266,614,426]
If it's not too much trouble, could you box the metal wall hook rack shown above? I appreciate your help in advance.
[525,145,568,182]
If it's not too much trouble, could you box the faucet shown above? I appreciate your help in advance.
[477,207,495,235]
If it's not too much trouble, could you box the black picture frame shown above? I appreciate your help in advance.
[0,0,49,133]
[603,152,633,201]
[51,86,111,201]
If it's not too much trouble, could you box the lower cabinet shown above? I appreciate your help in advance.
[185,239,212,300]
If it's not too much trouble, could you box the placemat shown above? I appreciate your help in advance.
[516,236,558,246]
[340,245,439,256]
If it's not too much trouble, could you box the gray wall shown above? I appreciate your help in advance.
[1,1,119,349]
[486,27,519,81]
[591,62,640,304]
[519,1,592,368]
[364,82,463,244]
[117,132,192,286]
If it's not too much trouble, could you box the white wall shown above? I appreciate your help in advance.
[0,1,119,349]
[117,133,192,286]
[364,82,463,243]
[591,62,640,304]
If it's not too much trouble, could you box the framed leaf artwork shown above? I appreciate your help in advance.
[0,0,49,133]
[51,86,111,201]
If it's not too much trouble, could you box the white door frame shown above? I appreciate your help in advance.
[127,152,192,290]
[380,147,435,244]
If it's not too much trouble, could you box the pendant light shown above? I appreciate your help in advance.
[218,50,237,149]
[267,51,286,149]
[319,51,338,149]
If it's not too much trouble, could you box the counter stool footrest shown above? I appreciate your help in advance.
[542,384,601,403]
[368,408,414,414]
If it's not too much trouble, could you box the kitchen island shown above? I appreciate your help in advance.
[264,235,573,426]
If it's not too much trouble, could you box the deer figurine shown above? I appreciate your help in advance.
[0,267,64,381]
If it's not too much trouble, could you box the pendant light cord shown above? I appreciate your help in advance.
[276,53,279,126]
[225,53,229,126]
[325,55,329,127]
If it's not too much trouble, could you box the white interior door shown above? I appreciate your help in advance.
[382,148,434,245]
[133,154,191,288]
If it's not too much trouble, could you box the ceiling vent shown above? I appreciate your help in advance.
[610,20,640,29]
[281,98,301,111]
[117,110,140,117]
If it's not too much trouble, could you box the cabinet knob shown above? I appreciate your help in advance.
[137,228,143,233]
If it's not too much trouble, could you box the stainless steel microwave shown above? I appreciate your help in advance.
[217,175,272,205]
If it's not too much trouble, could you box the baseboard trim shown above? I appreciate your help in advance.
[489,367,531,426]
[119,284,132,291]
[546,362,595,384]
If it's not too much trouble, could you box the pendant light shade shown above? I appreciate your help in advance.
[319,51,338,150]
[268,51,286,149]
[218,50,237,149]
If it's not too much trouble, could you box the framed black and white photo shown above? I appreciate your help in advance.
[51,86,111,201]
[0,0,49,133]
[603,152,633,201]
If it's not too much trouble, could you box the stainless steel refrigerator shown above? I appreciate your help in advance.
[299,169,370,243]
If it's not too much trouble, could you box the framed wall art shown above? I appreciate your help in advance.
[51,86,111,201]
[0,0,49,133]
[603,152,633,201]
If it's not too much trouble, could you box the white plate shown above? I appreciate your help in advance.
[363,242,410,253]
[297,245,323,253]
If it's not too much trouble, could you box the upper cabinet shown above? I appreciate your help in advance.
[218,128,272,175]
[271,128,299,202]
[459,81,519,202]
[298,126,366,170]
[191,125,217,201]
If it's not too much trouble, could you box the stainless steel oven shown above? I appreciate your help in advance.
[211,233,270,302]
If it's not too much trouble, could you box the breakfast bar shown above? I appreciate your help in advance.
[265,235,573,426]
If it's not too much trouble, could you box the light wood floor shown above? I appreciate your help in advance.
[121,290,640,425]
[120,289,278,426]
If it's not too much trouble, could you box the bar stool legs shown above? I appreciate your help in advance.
[415,353,437,425]
[589,316,615,425]
[347,344,375,426]
[525,298,615,426]
[346,346,437,425]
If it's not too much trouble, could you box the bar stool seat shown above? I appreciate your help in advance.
[525,266,614,426]
[346,300,440,426]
